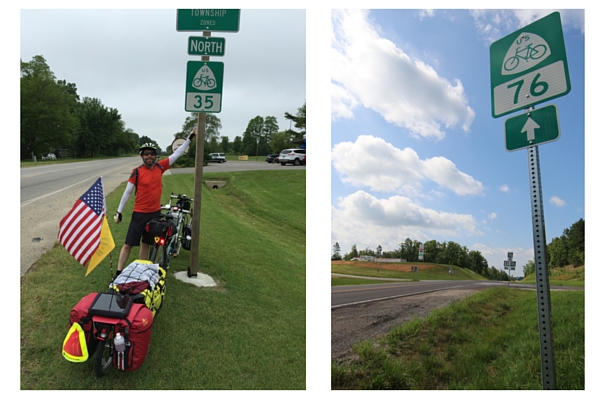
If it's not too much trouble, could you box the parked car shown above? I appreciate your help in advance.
[208,153,226,163]
[279,148,306,166]
[265,154,279,163]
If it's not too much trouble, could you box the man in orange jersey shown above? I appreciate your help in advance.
[113,128,196,275]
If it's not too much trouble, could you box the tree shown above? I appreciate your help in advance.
[21,55,78,158]
[523,260,535,277]
[284,102,306,140]
[565,218,585,266]
[232,136,243,154]
[242,116,272,158]
[74,97,123,157]
[332,242,341,260]
[176,113,222,143]
[376,245,382,258]
[221,136,230,154]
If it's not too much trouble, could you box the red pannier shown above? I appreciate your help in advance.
[107,302,154,371]
[67,292,154,371]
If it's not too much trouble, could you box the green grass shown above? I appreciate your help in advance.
[331,262,487,281]
[517,265,585,287]
[21,170,305,389]
[332,287,584,390]
[331,277,408,286]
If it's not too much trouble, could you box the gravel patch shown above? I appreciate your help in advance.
[331,288,480,363]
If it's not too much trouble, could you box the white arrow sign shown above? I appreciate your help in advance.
[521,116,540,141]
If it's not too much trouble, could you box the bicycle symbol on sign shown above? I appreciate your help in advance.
[193,75,216,90]
[503,43,547,72]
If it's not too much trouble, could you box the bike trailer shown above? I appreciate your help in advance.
[110,260,166,317]
[63,291,154,372]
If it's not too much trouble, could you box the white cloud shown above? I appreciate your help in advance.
[331,190,482,252]
[331,135,483,196]
[331,9,475,140]
[470,10,585,44]
[499,184,510,193]
[472,243,533,275]
[488,212,498,220]
[419,10,435,20]
[549,196,566,207]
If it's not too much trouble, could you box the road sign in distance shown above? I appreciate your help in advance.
[188,36,225,56]
[490,12,570,118]
[505,104,560,151]
[177,9,240,32]
[185,61,224,113]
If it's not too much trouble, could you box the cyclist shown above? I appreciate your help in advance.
[113,128,196,276]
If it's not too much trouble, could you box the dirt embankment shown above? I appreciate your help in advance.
[331,288,480,363]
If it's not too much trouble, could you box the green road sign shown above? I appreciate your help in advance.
[185,61,224,113]
[505,104,560,151]
[188,36,225,56]
[490,12,570,118]
[176,9,240,32]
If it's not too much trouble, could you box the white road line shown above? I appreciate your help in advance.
[20,164,131,208]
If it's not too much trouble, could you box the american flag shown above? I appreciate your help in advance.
[58,177,106,266]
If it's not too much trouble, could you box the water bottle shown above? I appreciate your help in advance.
[114,332,126,352]
[114,332,126,370]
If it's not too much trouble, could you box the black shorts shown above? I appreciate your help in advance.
[124,210,161,246]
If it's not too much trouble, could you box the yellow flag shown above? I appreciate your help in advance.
[86,215,115,276]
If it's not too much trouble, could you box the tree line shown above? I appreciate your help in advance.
[523,218,585,277]
[21,55,141,159]
[333,239,511,281]
[21,55,306,160]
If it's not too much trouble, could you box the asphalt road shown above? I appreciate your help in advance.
[20,157,141,277]
[331,278,583,308]
[20,158,303,277]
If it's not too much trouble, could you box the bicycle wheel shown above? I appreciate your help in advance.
[503,56,519,71]
[94,337,114,378]
[531,44,547,59]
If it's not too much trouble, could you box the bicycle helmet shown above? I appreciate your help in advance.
[139,143,157,155]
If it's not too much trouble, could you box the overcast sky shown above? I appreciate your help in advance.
[20,9,306,151]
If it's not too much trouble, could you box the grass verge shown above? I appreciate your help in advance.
[21,170,305,389]
[332,287,584,390]
[331,261,486,281]
[331,277,408,286]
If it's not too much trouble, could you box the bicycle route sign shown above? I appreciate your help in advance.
[490,12,570,118]
[184,61,224,113]
[504,104,560,151]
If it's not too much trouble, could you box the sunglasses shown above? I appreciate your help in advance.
[142,152,156,156]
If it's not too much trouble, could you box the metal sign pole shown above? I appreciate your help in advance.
[527,145,557,389]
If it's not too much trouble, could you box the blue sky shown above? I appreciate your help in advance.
[330,9,585,277]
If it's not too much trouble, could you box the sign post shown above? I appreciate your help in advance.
[503,252,516,287]
[490,12,570,390]
[177,10,240,278]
